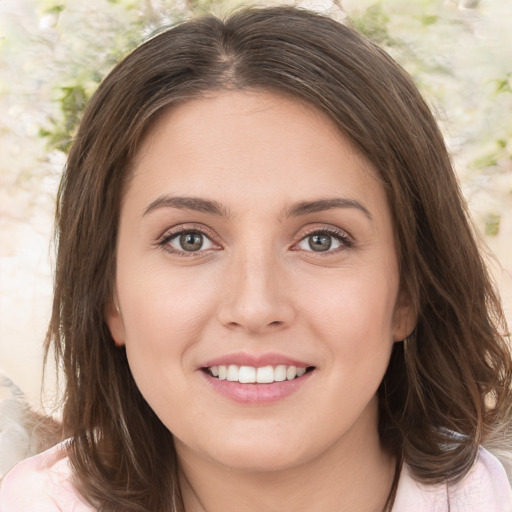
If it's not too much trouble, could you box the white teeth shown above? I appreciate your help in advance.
[208,364,309,383]
[227,364,239,381]
[256,366,275,383]
[286,365,297,380]
[274,365,287,382]
[239,366,256,383]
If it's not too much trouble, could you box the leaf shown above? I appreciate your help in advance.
[421,15,439,26]
[351,3,394,46]
[472,151,499,169]
[484,213,501,237]
[495,75,512,95]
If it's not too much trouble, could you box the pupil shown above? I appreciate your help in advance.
[309,234,331,252]
[180,232,203,251]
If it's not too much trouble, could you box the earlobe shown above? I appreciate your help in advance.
[105,296,126,347]
[392,294,417,342]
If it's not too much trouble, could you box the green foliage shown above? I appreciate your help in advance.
[472,138,510,171]
[351,3,395,46]
[420,14,438,26]
[39,85,87,152]
[36,0,153,151]
[484,213,501,237]
[38,0,65,12]
[495,72,512,95]
[470,72,512,170]
[46,4,65,14]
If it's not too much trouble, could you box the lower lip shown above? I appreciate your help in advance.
[201,371,314,404]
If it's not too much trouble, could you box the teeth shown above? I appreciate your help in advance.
[207,364,309,383]
[227,364,239,381]
[286,365,297,380]
[274,365,287,382]
[239,366,256,383]
[256,366,274,383]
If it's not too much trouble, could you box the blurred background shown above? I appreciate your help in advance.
[0,0,511,409]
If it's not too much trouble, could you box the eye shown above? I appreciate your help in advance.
[159,228,219,255]
[295,228,352,253]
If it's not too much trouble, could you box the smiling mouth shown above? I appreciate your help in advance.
[203,365,315,384]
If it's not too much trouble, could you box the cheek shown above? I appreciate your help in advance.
[117,270,215,415]
[115,264,219,401]
[300,266,398,360]
[314,267,397,320]
[118,257,218,339]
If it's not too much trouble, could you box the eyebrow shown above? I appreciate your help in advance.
[143,195,229,217]
[285,198,372,220]
[143,195,372,220]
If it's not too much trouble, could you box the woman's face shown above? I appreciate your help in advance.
[107,90,414,472]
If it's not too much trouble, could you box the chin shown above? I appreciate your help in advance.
[215,448,308,473]
[194,431,320,474]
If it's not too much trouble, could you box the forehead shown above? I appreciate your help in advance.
[126,90,389,221]
[133,89,374,170]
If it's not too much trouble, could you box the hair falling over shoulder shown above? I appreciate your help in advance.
[44,6,512,511]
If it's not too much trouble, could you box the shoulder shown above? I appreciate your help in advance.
[450,447,512,511]
[394,447,512,512]
[0,441,95,512]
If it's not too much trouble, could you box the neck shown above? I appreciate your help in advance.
[177,403,397,512]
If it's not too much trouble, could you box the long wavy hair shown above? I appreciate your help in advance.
[46,6,512,511]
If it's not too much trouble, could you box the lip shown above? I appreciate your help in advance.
[200,369,314,404]
[200,352,312,369]
[198,352,315,405]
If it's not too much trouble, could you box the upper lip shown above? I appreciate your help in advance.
[200,352,313,369]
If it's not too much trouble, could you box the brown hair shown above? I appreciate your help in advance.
[46,6,512,511]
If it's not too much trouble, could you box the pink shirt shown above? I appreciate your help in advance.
[1,442,511,511]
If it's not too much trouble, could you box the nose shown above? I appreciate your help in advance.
[217,250,296,335]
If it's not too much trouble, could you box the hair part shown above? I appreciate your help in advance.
[46,6,512,511]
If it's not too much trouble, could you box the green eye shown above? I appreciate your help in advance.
[178,232,204,252]
[308,234,332,252]
[164,230,216,253]
[296,228,352,254]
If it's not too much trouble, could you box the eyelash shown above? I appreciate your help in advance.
[156,224,354,257]
[157,224,220,257]
[293,226,354,254]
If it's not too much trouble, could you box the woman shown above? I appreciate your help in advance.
[1,6,511,512]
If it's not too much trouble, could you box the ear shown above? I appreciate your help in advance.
[105,295,126,347]
[392,290,417,342]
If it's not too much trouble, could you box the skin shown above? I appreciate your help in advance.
[107,90,415,512]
